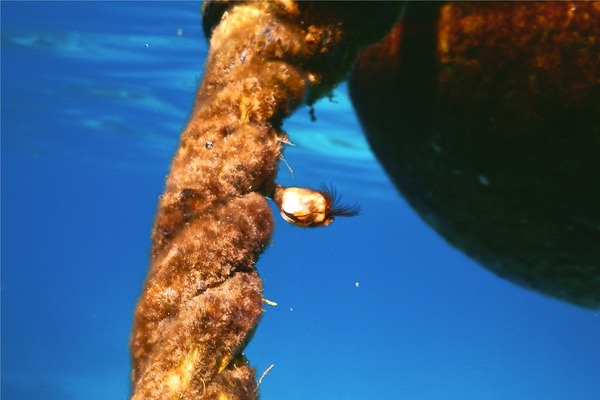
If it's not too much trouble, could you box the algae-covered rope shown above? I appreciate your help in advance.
[130,1,402,399]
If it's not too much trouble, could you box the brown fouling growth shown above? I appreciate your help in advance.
[130,1,402,399]
[349,1,600,307]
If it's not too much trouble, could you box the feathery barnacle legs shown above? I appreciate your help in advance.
[271,184,360,227]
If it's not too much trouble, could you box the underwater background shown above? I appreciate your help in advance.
[2,2,599,399]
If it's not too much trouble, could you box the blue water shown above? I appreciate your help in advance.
[2,2,599,399]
